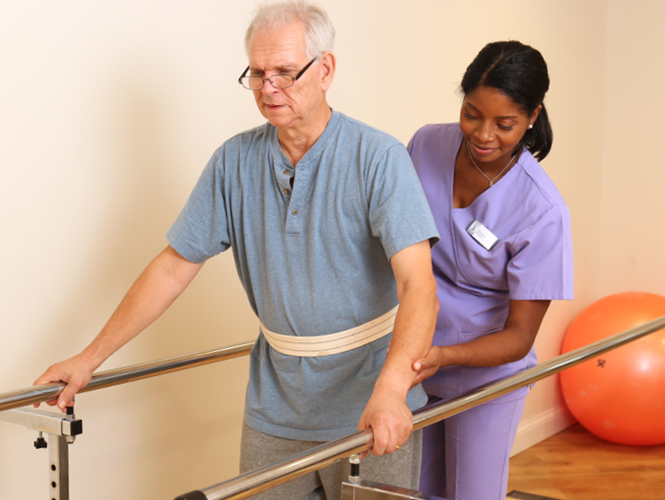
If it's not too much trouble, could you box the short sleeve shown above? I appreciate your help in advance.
[365,143,440,259]
[507,203,574,300]
[166,148,230,263]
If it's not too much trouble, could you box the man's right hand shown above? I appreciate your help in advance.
[31,245,203,412]
[33,353,96,412]
[34,245,203,412]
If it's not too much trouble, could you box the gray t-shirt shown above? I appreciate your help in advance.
[167,110,439,440]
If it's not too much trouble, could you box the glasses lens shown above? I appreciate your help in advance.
[241,77,264,90]
[269,75,294,89]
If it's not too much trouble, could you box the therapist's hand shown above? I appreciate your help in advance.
[411,346,447,387]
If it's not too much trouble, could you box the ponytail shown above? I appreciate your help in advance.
[523,103,553,160]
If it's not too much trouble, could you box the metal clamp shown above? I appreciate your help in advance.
[342,479,447,499]
[341,452,447,499]
[0,405,83,500]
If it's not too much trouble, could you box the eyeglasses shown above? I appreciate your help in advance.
[238,58,318,90]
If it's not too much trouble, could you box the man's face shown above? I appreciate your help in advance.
[247,23,325,131]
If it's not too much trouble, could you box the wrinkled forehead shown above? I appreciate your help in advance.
[247,22,308,67]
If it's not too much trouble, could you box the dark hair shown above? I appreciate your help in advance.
[461,41,553,160]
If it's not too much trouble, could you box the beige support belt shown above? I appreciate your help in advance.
[260,305,399,357]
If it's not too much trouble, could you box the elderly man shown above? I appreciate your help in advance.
[35,1,439,498]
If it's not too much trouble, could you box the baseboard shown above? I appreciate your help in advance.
[510,405,577,457]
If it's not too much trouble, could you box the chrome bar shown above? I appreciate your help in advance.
[0,341,255,413]
[181,314,665,500]
[412,313,665,431]
[176,430,373,500]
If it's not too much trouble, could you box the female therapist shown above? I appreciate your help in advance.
[407,41,574,500]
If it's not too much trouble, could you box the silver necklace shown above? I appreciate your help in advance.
[465,141,516,187]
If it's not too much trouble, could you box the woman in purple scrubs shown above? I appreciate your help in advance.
[407,41,574,500]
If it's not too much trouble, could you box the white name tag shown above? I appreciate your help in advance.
[466,219,499,251]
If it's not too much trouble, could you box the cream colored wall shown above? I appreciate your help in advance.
[599,1,665,296]
[0,1,610,498]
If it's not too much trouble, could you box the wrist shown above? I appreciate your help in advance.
[80,345,106,372]
[372,381,409,405]
[437,344,467,367]
[373,365,413,400]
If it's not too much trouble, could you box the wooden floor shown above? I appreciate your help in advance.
[507,424,665,500]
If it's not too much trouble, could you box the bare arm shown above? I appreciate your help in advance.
[34,245,204,410]
[357,240,438,455]
[411,299,551,387]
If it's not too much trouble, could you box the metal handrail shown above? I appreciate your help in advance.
[175,314,665,500]
[2,316,664,498]
[0,342,255,412]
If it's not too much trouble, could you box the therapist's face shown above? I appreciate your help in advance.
[459,85,541,170]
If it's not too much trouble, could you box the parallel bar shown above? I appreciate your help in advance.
[0,342,255,413]
[412,313,665,431]
[175,430,372,500]
[188,315,665,500]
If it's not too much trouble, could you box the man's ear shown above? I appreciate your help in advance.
[319,51,336,91]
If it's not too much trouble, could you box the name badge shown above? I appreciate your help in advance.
[466,219,499,251]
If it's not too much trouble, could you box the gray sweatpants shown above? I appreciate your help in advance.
[240,422,422,500]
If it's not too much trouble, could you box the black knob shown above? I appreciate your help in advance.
[34,436,47,449]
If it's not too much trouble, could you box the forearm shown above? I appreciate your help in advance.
[34,246,203,409]
[81,245,203,369]
[411,299,550,387]
[439,328,534,368]
[357,240,437,454]
[374,240,439,396]
[434,299,551,368]
[375,283,438,396]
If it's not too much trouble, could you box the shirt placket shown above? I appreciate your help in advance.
[277,161,308,235]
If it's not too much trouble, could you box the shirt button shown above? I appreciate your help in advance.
[284,188,290,195]
[291,209,298,216]
[283,170,290,175]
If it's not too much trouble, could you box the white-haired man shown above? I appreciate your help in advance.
[35,1,439,498]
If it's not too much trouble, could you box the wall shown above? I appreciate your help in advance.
[599,1,665,296]
[0,1,613,498]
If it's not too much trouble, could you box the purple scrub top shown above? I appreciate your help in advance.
[408,123,574,401]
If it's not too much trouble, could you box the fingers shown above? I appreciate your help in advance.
[33,369,63,387]
[364,410,412,456]
[56,384,79,411]
[55,369,93,412]
[412,357,427,372]
[370,424,389,456]
[33,398,60,409]
[33,369,65,409]
[358,419,408,456]
[411,371,426,388]
[370,426,396,456]
[32,357,93,413]
[412,346,444,386]
[358,389,413,456]
[412,347,438,372]
[370,422,411,455]
[411,355,436,388]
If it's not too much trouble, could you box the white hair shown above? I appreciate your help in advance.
[245,0,335,59]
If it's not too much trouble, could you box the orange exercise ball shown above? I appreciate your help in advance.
[560,292,665,445]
